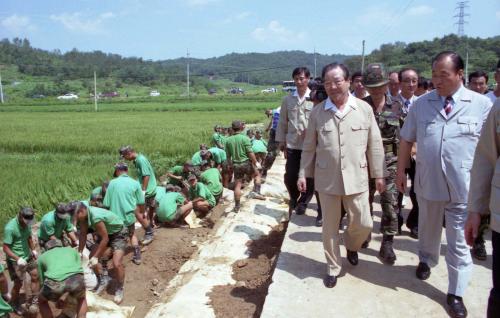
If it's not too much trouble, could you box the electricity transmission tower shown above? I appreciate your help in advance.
[454,1,469,36]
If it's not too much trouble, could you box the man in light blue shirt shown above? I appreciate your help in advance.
[396,51,492,318]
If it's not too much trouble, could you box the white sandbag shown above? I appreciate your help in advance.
[86,292,135,318]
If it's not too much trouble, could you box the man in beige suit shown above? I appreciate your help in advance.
[298,63,386,288]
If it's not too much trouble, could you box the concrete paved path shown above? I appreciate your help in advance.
[262,196,493,318]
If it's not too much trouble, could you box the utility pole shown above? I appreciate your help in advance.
[94,71,98,112]
[361,40,366,73]
[0,67,4,104]
[454,1,470,82]
[313,46,317,78]
[186,49,190,98]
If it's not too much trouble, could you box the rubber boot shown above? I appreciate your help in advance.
[379,235,397,265]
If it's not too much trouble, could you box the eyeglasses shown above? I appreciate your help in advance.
[324,79,346,87]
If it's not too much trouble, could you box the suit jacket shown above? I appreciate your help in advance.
[275,94,314,150]
[299,95,385,196]
[468,99,500,232]
[400,86,492,203]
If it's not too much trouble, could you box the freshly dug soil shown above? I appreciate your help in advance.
[103,204,227,318]
[208,222,287,318]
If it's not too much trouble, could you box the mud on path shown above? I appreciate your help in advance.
[208,222,287,318]
[99,204,227,318]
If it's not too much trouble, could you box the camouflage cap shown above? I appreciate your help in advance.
[19,207,35,218]
[118,145,133,157]
[231,120,243,130]
[362,63,389,88]
[200,150,210,159]
[187,174,197,181]
[45,238,63,251]
[114,161,128,171]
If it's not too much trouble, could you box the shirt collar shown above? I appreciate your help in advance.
[439,84,464,104]
[324,94,357,113]
[293,88,311,101]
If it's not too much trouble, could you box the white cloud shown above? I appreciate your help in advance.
[251,20,306,42]
[183,0,219,7]
[50,12,115,34]
[1,15,36,33]
[223,11,251,24]
[407,5,435,16]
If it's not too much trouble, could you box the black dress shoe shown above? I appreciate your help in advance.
[315,217,323,227]
[446,294,467,318]
[323,275,337,288]
[346,250,358,266]
[409,227,419,239]
[416,262,431,280]
[295,203,306,215]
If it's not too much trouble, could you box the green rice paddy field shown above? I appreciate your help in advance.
[0,97,279,233]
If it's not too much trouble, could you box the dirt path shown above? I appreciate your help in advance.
[208,222,287,318]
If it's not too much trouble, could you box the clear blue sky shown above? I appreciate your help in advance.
[0,0,498,60]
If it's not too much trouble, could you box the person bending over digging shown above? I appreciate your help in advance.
[38,203,78,252]
[225,120,265,212]
[187,174,216,215]
[154,185,195,226]
[71,201,127,304]
[37,239,87,318]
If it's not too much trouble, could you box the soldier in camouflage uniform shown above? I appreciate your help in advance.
[362,63,403,264]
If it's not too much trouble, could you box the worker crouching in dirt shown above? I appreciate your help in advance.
[154,185,197,226]
[70,201,127,304]
[187,174,216,215]
[37,238,87,318]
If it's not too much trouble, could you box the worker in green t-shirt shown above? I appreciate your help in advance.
[89,181,109,207]
[199,166,223,203]
[166,160,194,195]
[211,125,225,149]
[38,203,77,251]
[103,162,149,265]
[71,201,127,304]
[37,239,87,318]
[155,186,194,225]
[251,129,268,164]
[225,120,265,212]
[3,207,40,315]
[187,174,216,214]
[201,147,230,187]
[0,264,13,318]
[119,145,156,243]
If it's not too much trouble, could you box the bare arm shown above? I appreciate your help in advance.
[2,244,19,261]
[77,221,88,253]
[141,176,150,192]
[92,222,109,259]
[396,139,413,193]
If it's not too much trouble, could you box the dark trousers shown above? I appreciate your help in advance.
[488,230,500,318]
[284,148,315,209]
[399,157,419,229]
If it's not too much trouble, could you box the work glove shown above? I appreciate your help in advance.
[17,257,27,267]
[89,257,99,267]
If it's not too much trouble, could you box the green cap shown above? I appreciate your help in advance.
[362,63,389,88]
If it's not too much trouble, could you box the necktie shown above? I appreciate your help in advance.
[404,100,410,113]
[444,96,453,115]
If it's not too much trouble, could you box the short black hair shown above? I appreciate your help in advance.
[292,67,310,78]
[388,71,399,77]
[351,71,363,81]
[417,76,428,89]
[468,70,489,84]
[321,63,350,81]
[432,51,464,72]
[398,67,418,82]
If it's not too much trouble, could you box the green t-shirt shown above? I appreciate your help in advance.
[225,133,253,164]
[103,174,145,226]
[252,139,268,154]
[168,165,189,186]
[87,206,124,235]
[38,246,83,283]
[38,210,74,242]
[200,168,223,197]
[134,153,157,197]
[154,186,167,202]
[189,182,216,207]
[3,217,32,260]
[191,151,203,166]
[157,192,185,222]
[208,147,227,164]
[211,132,224,148]
[0,265,12,315]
